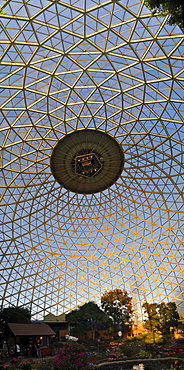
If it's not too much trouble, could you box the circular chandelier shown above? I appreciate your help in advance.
[50,129,124,194]
[0,0,183,319]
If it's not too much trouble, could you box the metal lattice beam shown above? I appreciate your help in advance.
[0,0,184,319]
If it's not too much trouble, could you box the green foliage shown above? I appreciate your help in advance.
[144,0,183,27]
[125,332,164,343]
[138,349,149,358]
[142,302,160,332]
[119,345,137,357]
[0,362,32,370]
[142,301,179,336]
[67,307,87,337]
[9,366,18,370]
[34,365,51,370]
[0,306,31,327]
[101,289,133,335]
[54,342,90,370]
[157,334,170,344]
[158,302,179,333]
[67,301,109,340]
[18,363,32,370]
[33,360,54,370]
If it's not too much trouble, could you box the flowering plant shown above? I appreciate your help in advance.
[54,343,90,370]
[108,356,117,361]
[18,362,32,370]
[88,365,98,369]
[10,358,19,365]
[0,365,10,369]
[138,350,149,358]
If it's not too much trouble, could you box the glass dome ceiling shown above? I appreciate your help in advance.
[0,0,183,319]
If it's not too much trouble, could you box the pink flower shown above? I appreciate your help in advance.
[10,358,19,364]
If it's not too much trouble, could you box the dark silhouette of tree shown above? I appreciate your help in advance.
[142,301,179,340]
[101,289,133,336]
[145,0,183,28]
[0,306,31,329]
[157,302,179,334]
[142,302,159,342]
[66,301,109,340]
[67,306,87,338]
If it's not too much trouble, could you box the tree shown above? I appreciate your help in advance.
[101,289,133,336]
[145,0,183,28]
[66,301,110,340]
[157,302,179,334]
[142,301,179,340]
[142,302,160,342]
[0,306,31,329]
[66,305,87,338]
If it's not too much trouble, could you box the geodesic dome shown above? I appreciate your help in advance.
[0,0,183,320]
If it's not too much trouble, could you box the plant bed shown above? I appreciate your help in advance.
[97,357,184,369]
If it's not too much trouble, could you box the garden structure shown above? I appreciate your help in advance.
[3,323,55,357]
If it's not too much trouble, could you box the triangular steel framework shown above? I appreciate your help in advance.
[0,0,183,320]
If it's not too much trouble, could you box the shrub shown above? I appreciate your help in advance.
[34,360,54,370]
[10,359,19,365]
[34,364,52,370]
[9,366,19,370]
[54,343,90,370]
[18,362,32,370]
[139,350,149,358]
